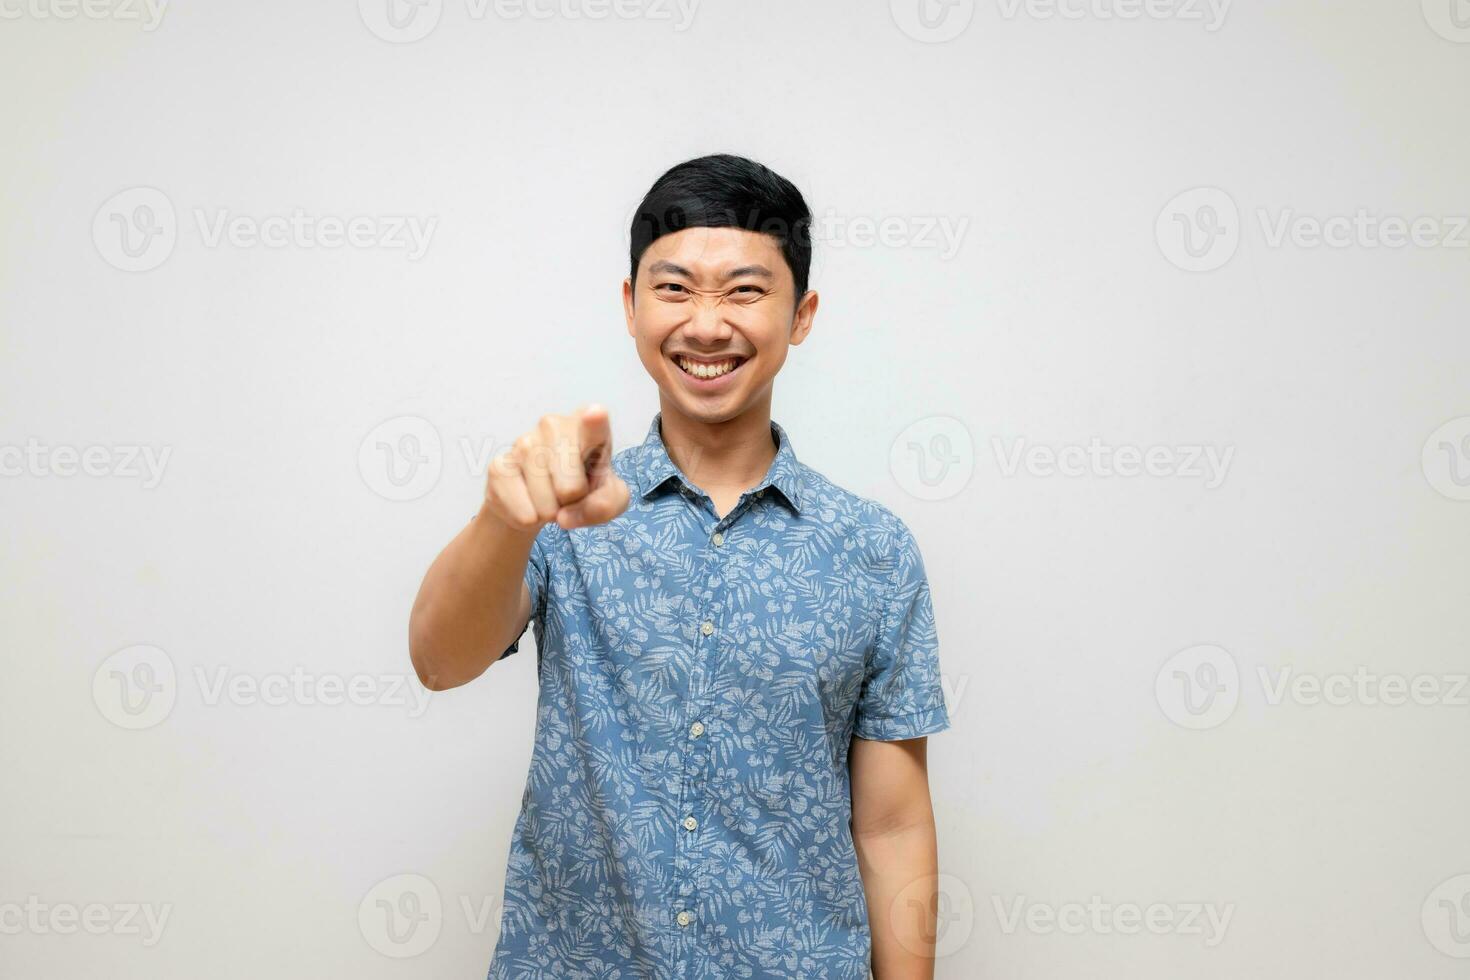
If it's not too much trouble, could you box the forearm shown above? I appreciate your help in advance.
[408,503,536,690]
[855,817,940,980]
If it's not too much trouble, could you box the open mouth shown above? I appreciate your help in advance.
[672,354,748,382]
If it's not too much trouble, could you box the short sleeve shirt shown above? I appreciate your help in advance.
[488,411,951,979]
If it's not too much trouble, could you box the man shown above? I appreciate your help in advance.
[409,153,952,979]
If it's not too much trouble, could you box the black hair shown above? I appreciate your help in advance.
[629,153,813,305]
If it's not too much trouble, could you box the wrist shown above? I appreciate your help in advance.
[474,500,543,545]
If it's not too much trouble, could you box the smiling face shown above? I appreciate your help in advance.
[624,226,818,425]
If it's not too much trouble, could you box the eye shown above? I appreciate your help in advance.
[655,282,690,297]
[729,285,765,299]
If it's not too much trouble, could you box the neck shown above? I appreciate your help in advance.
[656,395,778,493]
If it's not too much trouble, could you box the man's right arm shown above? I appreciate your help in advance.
[407,404,629,692]
[408,506,537,691]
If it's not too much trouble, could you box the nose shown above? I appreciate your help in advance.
[682,300,734,345]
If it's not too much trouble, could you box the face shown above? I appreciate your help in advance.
[624,226,818,425]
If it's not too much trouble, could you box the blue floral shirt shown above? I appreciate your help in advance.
[488,411,951,979]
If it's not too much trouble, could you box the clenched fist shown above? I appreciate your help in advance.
[484,404,632,532]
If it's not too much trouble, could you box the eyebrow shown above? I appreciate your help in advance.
[646,260,775,282]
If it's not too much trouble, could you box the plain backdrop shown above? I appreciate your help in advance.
[3,1,1469,977]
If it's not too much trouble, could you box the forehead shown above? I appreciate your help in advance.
[639,226,789,281]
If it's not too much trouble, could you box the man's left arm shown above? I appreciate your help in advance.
[850,734,939,980]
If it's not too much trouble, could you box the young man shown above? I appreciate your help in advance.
[409,154,951,979]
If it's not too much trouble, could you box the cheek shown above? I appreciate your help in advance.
[634,299,681,333]
[632,317,675,362]
[745,313,793,360]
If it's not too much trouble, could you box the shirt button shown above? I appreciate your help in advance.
[700,620,714,636]
[712,531,724,546]
[682,815,698,831]
[676,910,693,927]
[689,721,705,738]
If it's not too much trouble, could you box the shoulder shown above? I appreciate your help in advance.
[795,463,922,567]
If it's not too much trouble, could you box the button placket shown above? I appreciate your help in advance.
[671,508,733,934]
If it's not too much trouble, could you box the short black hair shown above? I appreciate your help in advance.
[629,153,813,304]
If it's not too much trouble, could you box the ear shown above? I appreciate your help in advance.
[789,290,819,347]
[622,277,636,337]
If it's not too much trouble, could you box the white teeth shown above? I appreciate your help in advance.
[676,356,740,380]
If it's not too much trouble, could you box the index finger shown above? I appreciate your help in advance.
[578,403,612,471]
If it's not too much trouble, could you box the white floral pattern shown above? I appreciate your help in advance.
[488,412,950,979]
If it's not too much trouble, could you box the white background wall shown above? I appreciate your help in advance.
[2,1,1468,977]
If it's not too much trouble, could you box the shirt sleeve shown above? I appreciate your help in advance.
[853,519,952,741]
[499,521,553,661]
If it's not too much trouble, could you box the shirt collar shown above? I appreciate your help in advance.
[633,411,804,515]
